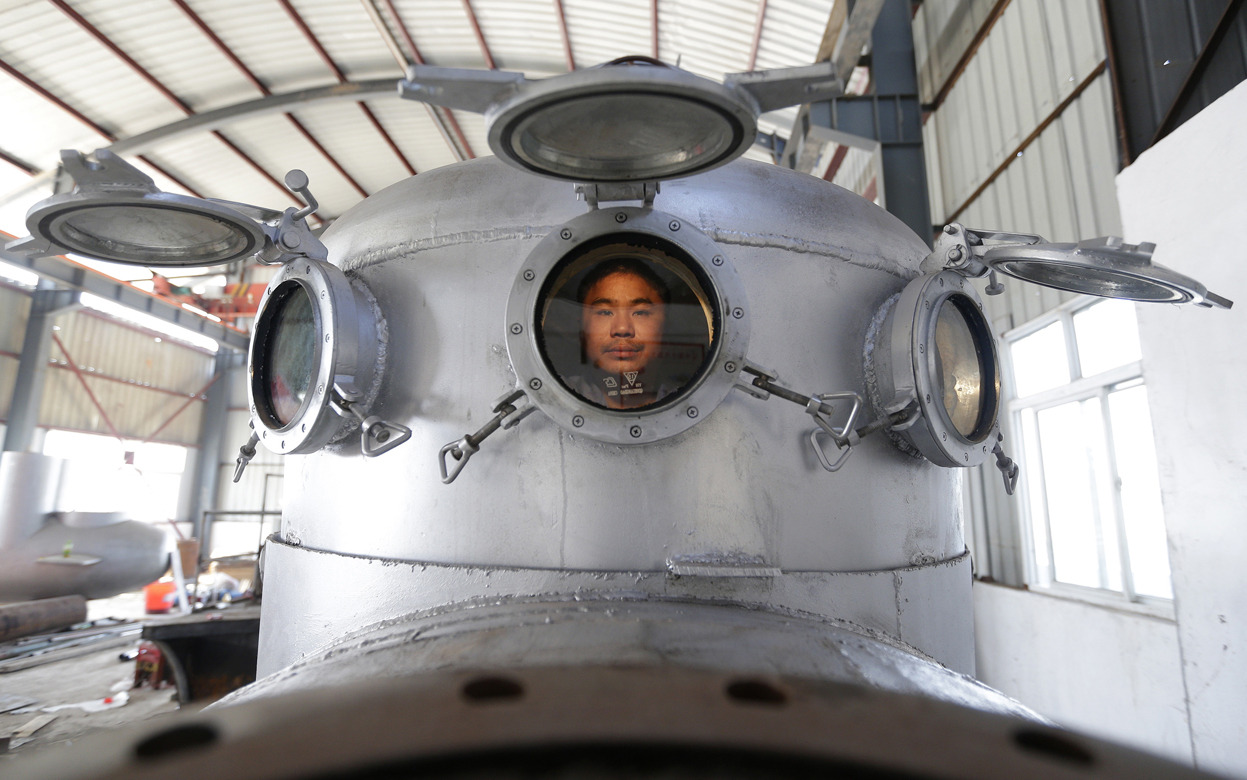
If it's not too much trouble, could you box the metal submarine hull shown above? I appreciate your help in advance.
[7,158,1216,780]
[256,156,973,677]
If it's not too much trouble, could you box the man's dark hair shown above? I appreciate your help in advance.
[576,257,670,305]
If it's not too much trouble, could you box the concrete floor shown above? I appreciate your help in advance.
[0,591,200,763]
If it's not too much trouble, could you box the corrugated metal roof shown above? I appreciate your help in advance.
[1,0,844,235]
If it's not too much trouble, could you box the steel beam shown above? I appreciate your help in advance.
[0,247,250,352]
[2,282,81,452]
[798,0,931,244]
[188,350,238,545]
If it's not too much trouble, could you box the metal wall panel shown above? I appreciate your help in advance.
[390,0,492,69]
[27,308,216,445]
[471,0,568,73]
[926,0,1109,225]
[913,0,998,104]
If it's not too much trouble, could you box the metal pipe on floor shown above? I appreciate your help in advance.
[0,595,87,642]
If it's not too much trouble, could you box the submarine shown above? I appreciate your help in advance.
[4,57,1231,779]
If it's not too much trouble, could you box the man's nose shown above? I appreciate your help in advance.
[611,317,635,337]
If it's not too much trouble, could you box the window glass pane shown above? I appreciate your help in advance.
[1108,384,1173,599]
[1035,399,1122,591]
[1010,321,1069,397]
[1073,300,1141,377]
[41,430,187,524]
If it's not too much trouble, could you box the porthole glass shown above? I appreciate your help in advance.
[933,296,989,439]
[536,237,717,411]
[256,282,318,427]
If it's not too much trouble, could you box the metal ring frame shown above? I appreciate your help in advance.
[505,207,750,445]
[869,271,1001,468]
[26,192,267,267]
[247,259,379,455]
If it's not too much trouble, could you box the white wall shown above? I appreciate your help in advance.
[1117,80,1247,779]
[973,582,1191,764]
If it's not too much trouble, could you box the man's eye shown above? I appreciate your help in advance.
[634,309,652,317]
[595,309,613,317]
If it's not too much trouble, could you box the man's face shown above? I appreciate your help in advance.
[581,271,666,374]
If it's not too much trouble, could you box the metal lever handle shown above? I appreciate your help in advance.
[806,392,862,472]
[993,440,1020,495]
[232,430,260,483]
[438,389,533,484]
[285,169,319,221]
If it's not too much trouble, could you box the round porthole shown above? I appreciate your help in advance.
[248,260,384,455]
[865,271,1000,468]
[506,208,749,444]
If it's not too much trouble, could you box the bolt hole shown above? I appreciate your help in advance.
[134,723,219,760]
[1013,728,1094,766]
[725,679,787,706]
[462,676,524,702]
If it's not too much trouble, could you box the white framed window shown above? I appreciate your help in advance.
[42,430,189,526]
[1004,297,1172,610]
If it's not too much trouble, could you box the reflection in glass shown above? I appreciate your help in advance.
[933,298,985,438]
[262,285,317,426]
[1010,321,1069,397]
[511,94,737,181]
[538,239,715,410]
[1074,300,1142,377]
[54,204,249,265]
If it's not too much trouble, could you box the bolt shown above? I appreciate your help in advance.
[918,344,924,354]
[964,453,969,462]
[262,430,267,438]
[944,224,957,234]
[523,269,535,281]
[939,277,945,286]
[281,231,301,250]
[941,432,947,441]
[529,378,543,390]
[947,246,963,262]
[320,290,327,299]
[732,307,744,319]
[305,265,311,274]
[317,384,325,395]
[983,445,988,453]
[325,333,331,342]
[687,407,699,419]
[925,393,931,403]
[572,415,584,427]
[712,255,724,266]
[560,228,572,240]
[301,423,307,432]
[630,425,642,438]
[615,212,627,223]
[725,361,737,373]
[375,429,390,443]
[510,323,523,334]
[669,220,681,231]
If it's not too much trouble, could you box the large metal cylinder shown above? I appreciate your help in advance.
[0,594,87,641]
[258,158,974,675]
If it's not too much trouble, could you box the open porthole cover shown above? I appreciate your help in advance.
[505,207,749,445]
[487,59,757,183]
[868,271,1001,468]
[17,150,267,267]
[247,259,380,455]
[983,236,1232,309]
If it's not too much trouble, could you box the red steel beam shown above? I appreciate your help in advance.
[747,0,769,71]
[0,148,37,175]
[380,0,477,159]
[274,0,415,187]
[552,0,576,71]
[0,349,211,401]
[47,0,287,202]
[51,331,124,441]
[142,371,221,444]
[460,0,497,70]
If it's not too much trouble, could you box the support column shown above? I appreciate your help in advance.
[187,349,239,546]
[800,0,932,243]
[2,282,81,453]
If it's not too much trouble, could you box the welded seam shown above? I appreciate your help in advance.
[708,229,917,280]
[341,226,558,271]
